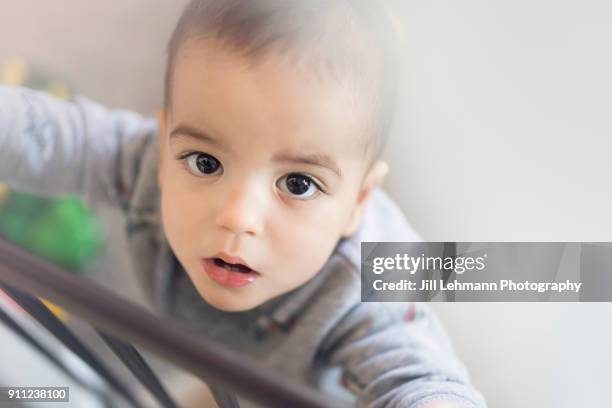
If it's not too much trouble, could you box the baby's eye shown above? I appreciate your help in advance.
[277,173,322,200]
[183,152,223,177]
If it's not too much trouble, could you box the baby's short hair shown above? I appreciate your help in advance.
[164,0,399,166]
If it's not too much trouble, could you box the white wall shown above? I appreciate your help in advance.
[1,1,611,407]
[385,0,611,242]
[384,2,612,407]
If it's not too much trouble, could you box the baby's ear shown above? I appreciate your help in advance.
[341,160,389,238]
[156,109,167,190]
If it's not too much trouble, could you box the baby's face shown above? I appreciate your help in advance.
[157,40,386,311]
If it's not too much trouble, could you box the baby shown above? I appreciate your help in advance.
[0,0,486,407]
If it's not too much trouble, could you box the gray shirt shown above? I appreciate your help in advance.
[0,85,487,408]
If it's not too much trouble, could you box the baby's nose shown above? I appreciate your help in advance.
[215,183,265,236]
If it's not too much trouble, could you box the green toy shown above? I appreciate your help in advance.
[0,191,103,272]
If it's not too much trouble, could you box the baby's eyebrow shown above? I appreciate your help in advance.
[169,125,227,151]
[273,152,342,178]
[170,124,341,178]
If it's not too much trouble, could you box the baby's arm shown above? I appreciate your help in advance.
[0,84,157,209]
[317,302,487,408]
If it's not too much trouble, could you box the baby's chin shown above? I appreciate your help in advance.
[192,281,271,312]
[206,297,262,312]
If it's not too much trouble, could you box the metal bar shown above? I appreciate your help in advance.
[0,303,83,387]
[209,386,241,408]
[1,285,143,408]
[0,303,113,406]
[0,236,345,408]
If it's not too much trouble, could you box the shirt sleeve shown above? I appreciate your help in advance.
[316,301,487,408]
[0,84,157,211]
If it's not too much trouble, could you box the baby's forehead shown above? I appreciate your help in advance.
[164,0,396,171]
[169,42,373,161]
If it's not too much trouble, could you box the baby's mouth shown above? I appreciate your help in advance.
[213,258,255,274]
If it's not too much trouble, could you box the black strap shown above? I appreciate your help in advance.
[97,331,178,408]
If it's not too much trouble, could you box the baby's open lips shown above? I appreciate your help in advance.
[212,258,253,274]
[205,253,260,275]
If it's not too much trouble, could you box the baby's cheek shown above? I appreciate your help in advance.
[160,192,193,250]
[284,224,340,278]
[160,202,180,248]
